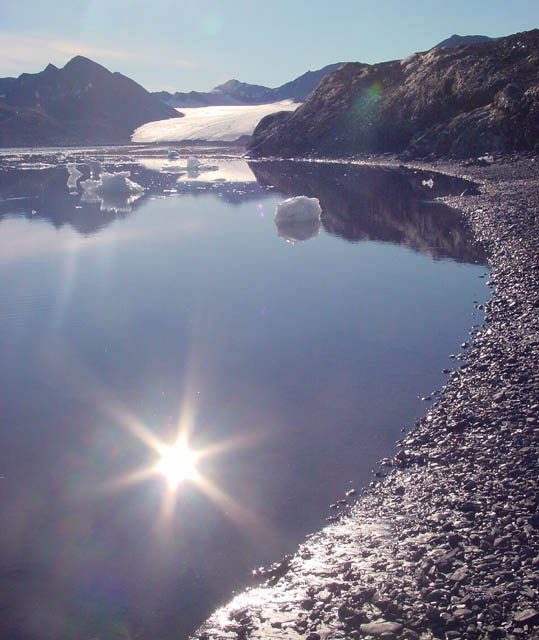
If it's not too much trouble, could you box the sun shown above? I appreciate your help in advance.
[155,437,199,489]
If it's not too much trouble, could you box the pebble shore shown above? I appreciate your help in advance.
[194,155,538,640]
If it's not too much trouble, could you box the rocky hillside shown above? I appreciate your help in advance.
[154,63,343,107]
[249,29,539,158]
[0,56,181,147]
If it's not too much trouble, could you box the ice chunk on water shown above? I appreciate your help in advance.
[79,171,144,212]
[275,196,322,224]
[275,196,322,244]
[422,178,434,188]
[80,171,144,196]
[66,163,82,190]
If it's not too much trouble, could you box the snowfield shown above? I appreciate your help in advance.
[131,101,300,143]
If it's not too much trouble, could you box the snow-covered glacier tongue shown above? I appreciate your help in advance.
[131,101,299,143]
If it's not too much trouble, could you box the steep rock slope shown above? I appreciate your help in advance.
[249,30,539,158]
[0,56,181,147]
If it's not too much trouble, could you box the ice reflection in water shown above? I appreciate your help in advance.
[0,150,487,640]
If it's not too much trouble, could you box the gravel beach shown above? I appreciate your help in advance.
[193,155,539,640]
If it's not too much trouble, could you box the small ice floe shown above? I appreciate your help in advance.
[80,171,144,212]
[80,171,144,196]
[422,178,434,189]
[66,163,83,192]
[274,196,322,244]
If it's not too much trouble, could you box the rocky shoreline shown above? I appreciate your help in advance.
[193,154,538,640]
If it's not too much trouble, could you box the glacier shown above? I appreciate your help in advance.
[131,101,299,143]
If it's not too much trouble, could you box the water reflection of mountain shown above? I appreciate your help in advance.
[249,161,486,265]
[0,166,149,235]
[0,163,267,234]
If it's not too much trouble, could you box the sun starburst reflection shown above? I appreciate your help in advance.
[155,436,200,488]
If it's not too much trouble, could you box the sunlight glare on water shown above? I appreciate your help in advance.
[155,437,200,488]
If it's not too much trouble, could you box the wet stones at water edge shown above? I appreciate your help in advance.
[193,156,539,640]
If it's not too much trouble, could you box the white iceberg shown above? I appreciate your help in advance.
[79,171,145,213]
[274,196,322,244]
[66,163,82,190]
[80,171,144,197]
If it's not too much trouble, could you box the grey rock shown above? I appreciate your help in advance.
[359,621,404,635]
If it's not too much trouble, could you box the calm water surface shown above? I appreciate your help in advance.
[0,151,488,639]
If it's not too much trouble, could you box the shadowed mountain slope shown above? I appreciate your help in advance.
[0,56,181,147]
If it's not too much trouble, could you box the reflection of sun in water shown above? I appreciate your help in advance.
[90,390,277,544]
[155,437,199,489]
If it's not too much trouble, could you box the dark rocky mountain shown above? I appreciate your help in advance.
[434,34,494,48]
[249,29,539,158]
[0,56,181,147]
[154,63,343,107]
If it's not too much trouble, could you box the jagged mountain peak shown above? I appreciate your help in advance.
[62,55,109,75]
[214,79,243,92]
[43,63,59,74]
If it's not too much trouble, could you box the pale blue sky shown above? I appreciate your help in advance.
[1,0,538,92]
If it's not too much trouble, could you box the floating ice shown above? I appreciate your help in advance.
[80,171,144,196]
[275,196,322,224]
[80,171,145,212]
[422,178,434,188]
[81,190,142,213]
[66,163,82,190]
[274,196,322,244]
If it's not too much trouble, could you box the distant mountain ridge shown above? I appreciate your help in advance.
[434,34,494,48]
[0,56,181,147]
[153,63,344,107]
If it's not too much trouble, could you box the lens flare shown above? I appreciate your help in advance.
[155,437,199,489]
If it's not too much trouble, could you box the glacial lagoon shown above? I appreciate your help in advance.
[0,149,488,639]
